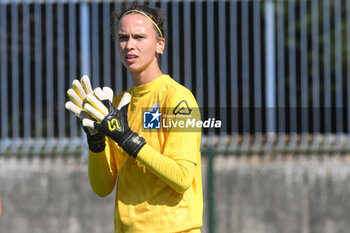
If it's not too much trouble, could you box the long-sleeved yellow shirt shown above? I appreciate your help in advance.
[88,75,203,233]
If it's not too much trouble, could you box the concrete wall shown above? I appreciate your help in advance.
[0,158,115,233]
[212,154,350,233]
[1,155,350,233]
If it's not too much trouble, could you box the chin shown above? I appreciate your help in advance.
[123,59,154,74]
[122,61,138,72]
[126,63,149,73]
[127,65,143,73]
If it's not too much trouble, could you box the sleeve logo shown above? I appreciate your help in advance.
[173,100,192,115]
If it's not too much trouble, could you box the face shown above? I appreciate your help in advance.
[117,13,164,73]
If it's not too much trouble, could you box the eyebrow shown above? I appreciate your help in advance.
[118,32,147,37]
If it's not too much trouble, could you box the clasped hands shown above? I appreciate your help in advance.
[65,76,145,157]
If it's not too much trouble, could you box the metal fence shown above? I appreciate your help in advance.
[1,0,350,156]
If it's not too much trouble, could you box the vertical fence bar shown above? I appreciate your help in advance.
[91,1,100,88]
[253,0,262,150]
[347,0,350,139]
[183,0,192,90]
[45,2,54,141]
[323,0,332,135]
[334,0,343,135]
[34,3,43,141]
[218,0,227,137]
[241,0,250,150]
[80,2,91,78]
[103,2,111,87]
[80,1,91,157]
[206,0,215,139]
[11,2,19,140]
[311,0,320,138]
[195,0,203,108]
[124,0,133,89]
[241,0,250,116]
[23,1,31,152]
[265,0,276,146]
[300,0,308,148]
[171,1,180,83]
[229,0,239,150]
[125,0,134,90]
[114,1,123,94]
[0,1,11,153]
[288,0,297,147]
[0,3,8,145]
[276,0,286,149]
[57,2,65,139]
[68,1,81,153]
[160,0,168,74]
[253,0,261,112]
[68,1,78,140]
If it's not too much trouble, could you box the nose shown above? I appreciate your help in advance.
[125,37,136,50]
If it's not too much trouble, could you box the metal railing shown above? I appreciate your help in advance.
[1,0,350,156]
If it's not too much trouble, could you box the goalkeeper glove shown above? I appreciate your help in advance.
[83,93,146,158]
[65,75,113,152]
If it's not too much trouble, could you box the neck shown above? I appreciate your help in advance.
[132,64,163,86]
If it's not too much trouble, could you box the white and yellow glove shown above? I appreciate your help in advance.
[65,75,114,152]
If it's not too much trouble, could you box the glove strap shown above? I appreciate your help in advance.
[87,132,106,153]
[80,121,106,153]
[119,131,146,158]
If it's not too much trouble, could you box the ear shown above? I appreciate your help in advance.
[156,38,165,55]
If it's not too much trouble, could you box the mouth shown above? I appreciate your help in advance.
[125,55,138,63]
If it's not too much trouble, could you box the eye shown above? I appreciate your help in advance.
[135,35,145,40]
[118,35,128,41]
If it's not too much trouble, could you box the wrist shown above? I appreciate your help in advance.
[119,130,146,158]
[87,132,106,153]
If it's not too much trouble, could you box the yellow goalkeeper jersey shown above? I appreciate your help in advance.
[88,75,203,233]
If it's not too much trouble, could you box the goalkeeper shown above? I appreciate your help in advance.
[66,4,203,233]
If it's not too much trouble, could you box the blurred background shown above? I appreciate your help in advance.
[1,0,350,232]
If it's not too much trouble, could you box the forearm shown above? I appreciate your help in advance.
[88,140,117,197]
[136,144,195,193]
